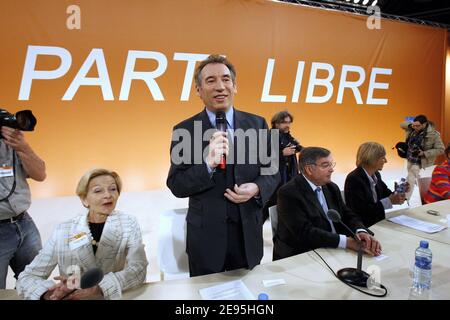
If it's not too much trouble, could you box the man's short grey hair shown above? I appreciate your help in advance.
[194,54,236,87]
[298,147,331,172]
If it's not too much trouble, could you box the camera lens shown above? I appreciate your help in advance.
[15,110,36,131]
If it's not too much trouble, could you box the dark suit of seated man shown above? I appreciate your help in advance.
[273,147,382,261]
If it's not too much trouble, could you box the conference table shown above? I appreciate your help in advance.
[122,217,450,300]
[381,199,450,245]
[1,200,449,300]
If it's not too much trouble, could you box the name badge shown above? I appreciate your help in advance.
[0,165,13,178]
[68,232,90,250]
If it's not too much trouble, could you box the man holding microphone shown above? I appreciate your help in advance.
[167,55,279,277]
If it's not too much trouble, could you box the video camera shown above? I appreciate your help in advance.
[393,142,407,158]
[410,146,422,157]
[0,109,37,135]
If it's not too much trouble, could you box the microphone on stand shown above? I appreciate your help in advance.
[215,111,227,170]
[326,209,370,287]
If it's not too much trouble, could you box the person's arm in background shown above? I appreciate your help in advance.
[421,133,445,160]
[1,126,46,181]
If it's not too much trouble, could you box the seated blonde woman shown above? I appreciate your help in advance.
[344,142,408,227]
[16,168,148,300]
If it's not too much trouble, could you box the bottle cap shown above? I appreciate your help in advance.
[420,240,429,249]
[258,293,269,300]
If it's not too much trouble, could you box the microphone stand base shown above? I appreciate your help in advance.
[337,268,370,287]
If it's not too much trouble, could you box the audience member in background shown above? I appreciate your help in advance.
[17,168,148,300]
[424,143,450,203]
[401,115,444,200]
[344,142,408,227]
[273,147,381,260]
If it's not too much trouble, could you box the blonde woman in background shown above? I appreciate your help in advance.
[16,168,148,300]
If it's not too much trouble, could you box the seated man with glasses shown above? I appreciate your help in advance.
[273,147,381,260]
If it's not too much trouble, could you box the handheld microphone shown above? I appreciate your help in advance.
[80,267,104,289]
[215,111,227,170]
[61,267,104,299]
[326,209,371,288]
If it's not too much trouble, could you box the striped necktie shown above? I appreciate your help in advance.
[315,187,336,233]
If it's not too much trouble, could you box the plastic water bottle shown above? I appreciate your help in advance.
[412,240,432,292]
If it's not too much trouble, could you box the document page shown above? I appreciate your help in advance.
[388,215,447,233]
[199,280,255,300]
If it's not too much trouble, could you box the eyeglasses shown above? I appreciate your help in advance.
[308,161,336,169]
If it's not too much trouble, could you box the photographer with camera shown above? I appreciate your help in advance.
[401,115,444,201]
[272,110,302,185]
[263,111,303,222]
[0,109,46,289]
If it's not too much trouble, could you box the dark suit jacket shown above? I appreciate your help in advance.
[167,108,280,272]
[344,167,393,227]
[273,174,365,260]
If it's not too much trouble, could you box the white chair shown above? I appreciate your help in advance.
[157,208,190,281]
[340,190,346,204]
[268,205,278,239]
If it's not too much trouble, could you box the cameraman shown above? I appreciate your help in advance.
[0,126,46,289]
[401,115,444,201]
[263,111,302,222]
[272,111,302,185]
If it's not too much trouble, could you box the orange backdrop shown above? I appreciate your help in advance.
[0,0,446,198]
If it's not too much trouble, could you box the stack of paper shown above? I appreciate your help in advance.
[199,280,255,300]
[388,215,447,233]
